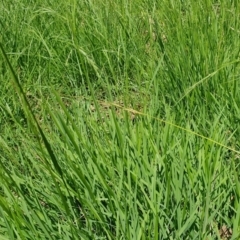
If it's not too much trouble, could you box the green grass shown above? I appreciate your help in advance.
[1,0,240,239]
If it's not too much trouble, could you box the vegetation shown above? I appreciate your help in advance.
[1,0,240,239]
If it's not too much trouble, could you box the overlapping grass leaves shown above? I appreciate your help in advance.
[1,0,240,239]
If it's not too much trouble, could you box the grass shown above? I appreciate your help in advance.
[1,0,240,239]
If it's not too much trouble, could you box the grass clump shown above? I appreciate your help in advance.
[1,0,240,239]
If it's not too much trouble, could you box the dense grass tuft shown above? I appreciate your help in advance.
[1,0,240,239]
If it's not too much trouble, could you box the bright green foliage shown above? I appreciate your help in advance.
[1,0,240,239]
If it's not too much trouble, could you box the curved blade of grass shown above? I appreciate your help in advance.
[0,42,75,236]
[175,59,240,106]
